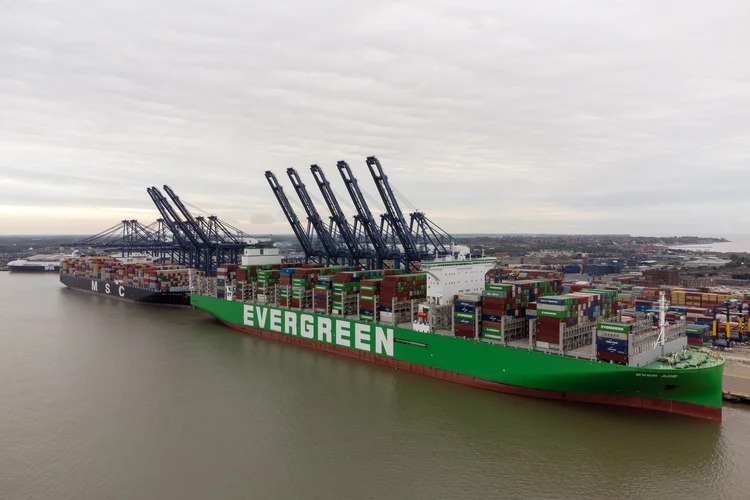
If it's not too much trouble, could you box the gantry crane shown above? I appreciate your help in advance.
[336,160,397,269]
[72,219,181,263]
[265,170,321,264]
[147,186,207,268]
[286,167,344,265]
[310,164,373,267]
[267,156,456,270]
[366,156,422,269]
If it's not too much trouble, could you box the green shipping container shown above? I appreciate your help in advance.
[455,312,475,320]
[536,309,569,319]
[596,322,631,335]
[486,283,512,292]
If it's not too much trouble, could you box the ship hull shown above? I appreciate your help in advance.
[192,295,725,421]
[60,275,191,306]
[8,264,60,273]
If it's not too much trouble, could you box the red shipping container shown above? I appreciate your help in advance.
[596,352,628,364]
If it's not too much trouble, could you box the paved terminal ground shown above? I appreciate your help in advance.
[721,346,750,404]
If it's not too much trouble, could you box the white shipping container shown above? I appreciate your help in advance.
[537,304,568,312]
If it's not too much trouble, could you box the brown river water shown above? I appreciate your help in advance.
[1,272,750,500]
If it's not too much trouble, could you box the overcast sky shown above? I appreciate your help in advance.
[1,0,748,236]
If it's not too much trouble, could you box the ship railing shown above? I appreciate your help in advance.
[561,320,595,353]
[381,299,418,326]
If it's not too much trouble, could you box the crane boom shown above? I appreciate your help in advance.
[310,164,360,262]
[163,185,214,248]
[337,160,391,266]
[286,167,340,259]
[148,187,204,251]
[265,170,317,261]
[410,211,453,257]
[146,187,195,259]
[365,156,420,263]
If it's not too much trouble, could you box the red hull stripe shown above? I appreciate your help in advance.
[222,321,722,422]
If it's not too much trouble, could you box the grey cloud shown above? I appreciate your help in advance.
[1,0,749,235]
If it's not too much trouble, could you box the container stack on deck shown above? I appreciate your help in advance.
[313,275,332,313]
[240,263,282,283]
[535,294,594,347]
[480,280,561,341]
[217,264,240,299]
[331,272,360,315]
[576,289,619,319]
[283,265,362,309]
[61,256,191,292]
[595,322,631,365]
[359,278,382,321]
[288,267,314,308]
[454,294,480,338]
[378,274,426,312]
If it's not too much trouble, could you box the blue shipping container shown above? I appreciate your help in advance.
[538,297,567,305]
[597,337,628,348]
[597,338,628,354]
[482,314,503,323]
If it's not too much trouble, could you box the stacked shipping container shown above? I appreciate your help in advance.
[595,322,631,364]
[378,274,427,313]
[359,279,382,321]
[535,294,593,347]
[481,280,561,341]
[217,264,240,299]
[283,265,362,309]
[61,257,192,292]
[500,269,564,281]
[686,324,710,346]
[454,294,481,338]
[576,289,619,318]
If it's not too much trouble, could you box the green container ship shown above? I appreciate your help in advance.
[191,252,724,421]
